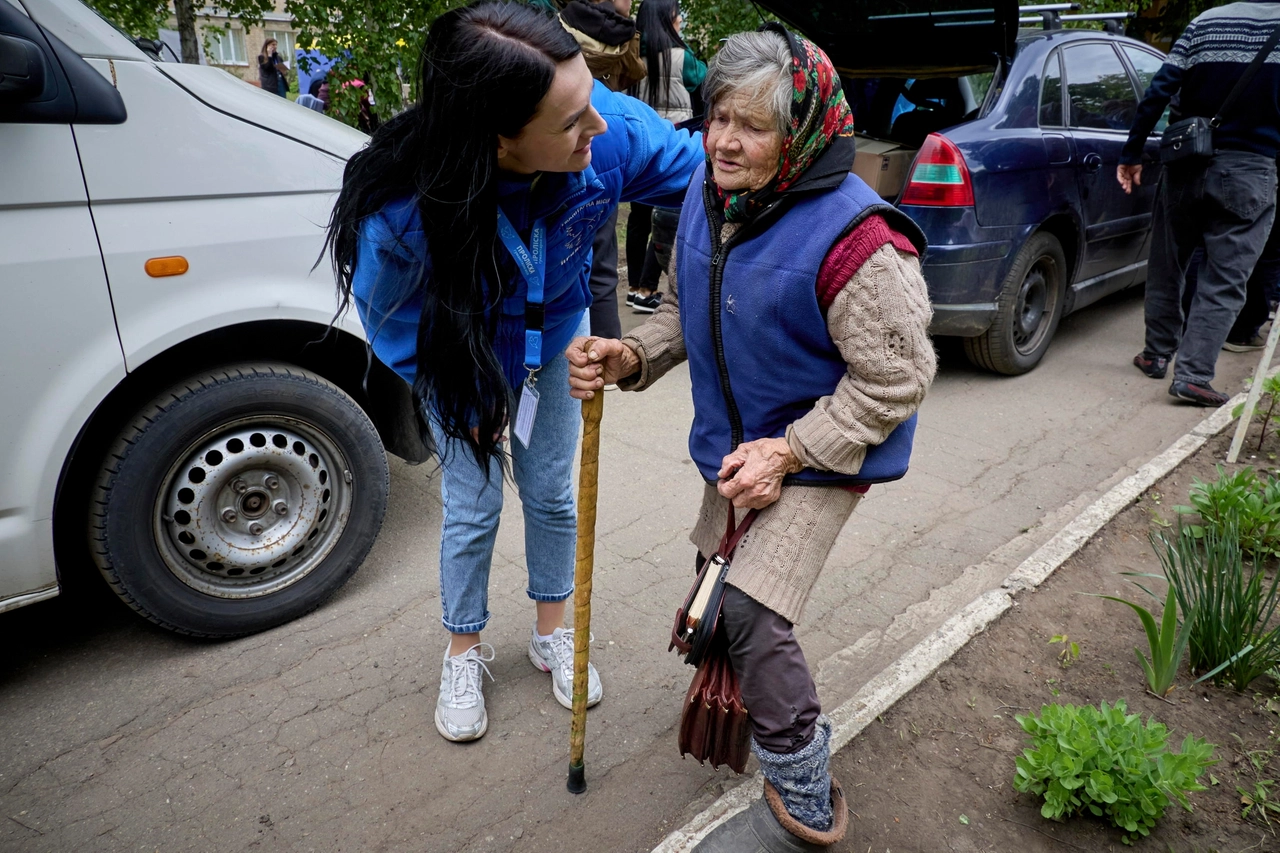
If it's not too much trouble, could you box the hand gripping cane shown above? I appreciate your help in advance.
[568,390,603,794]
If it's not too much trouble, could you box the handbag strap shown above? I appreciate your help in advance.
[1213,23,1280,128]
[717,505,759,561]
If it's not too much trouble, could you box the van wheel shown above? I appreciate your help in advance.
[964,232,1066,375]
[88,364,389,638]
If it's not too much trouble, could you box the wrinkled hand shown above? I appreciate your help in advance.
[1117,164,1142,195]
[567,336,640,400]
[717,438,804,509]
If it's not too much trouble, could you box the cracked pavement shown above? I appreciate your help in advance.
[0,289,1261,852]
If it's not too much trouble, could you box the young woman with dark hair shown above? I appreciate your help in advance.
[327,0,701,744]
[257,38,287,98]
[626,0,706,313]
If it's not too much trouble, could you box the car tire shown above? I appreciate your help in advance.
[963,232,1067,375]
[88,363,389,638]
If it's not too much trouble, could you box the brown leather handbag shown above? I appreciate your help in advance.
[671,506,758,774]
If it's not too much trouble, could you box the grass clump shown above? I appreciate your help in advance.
[1014,701,1216,845]
[1154,524,1280,691]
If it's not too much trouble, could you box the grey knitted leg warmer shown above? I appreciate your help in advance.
[752,716,833,832]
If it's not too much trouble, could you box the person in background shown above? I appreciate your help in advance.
[296,76,327,112]
[1120,0,1280,406]
[328,0,701,744]
[626,0,707,314]
[569,26,934,850]
[257,39,288,98]
[341,78,380,134]
[551,0,648,339]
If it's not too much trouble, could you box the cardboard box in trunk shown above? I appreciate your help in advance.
[852,134,917,199]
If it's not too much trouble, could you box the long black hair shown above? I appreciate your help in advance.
[327,1,581,467]
[635,0,684,112]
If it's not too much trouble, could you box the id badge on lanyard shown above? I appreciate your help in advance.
[496,209,547,449]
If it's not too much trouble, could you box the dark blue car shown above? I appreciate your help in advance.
[757,0,1168,374]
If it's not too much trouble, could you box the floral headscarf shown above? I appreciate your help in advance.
[707,23,856,223]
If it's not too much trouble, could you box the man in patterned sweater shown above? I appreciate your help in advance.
[1120,1,1280,407]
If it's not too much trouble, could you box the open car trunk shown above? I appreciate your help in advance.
[752,0,1020,78]
[754,0,1019,198]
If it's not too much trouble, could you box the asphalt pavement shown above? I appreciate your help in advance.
[0,285,1264,852]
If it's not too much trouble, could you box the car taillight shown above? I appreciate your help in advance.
[900,134,974,207]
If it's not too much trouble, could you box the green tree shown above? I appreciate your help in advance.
[86,0,773,128]
[677,0,772,59]
[84,0,275,65]
[1062,0,1216,47]
[285,0,459,124]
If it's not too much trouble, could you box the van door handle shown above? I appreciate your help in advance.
[1083,153,1102,173]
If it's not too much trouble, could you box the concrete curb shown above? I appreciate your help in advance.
[650,388,1252,853]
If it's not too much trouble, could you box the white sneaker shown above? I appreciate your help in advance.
[528,626,603,710]
[435,643,495,742]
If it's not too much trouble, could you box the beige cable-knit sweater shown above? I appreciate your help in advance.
[619,220,936,623]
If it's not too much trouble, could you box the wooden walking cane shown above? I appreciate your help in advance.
[568,390,603,794]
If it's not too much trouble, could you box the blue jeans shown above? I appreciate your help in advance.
[429,315,587,634]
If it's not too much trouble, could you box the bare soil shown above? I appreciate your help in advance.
[830,425,1280,853]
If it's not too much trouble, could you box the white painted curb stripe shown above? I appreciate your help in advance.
[651,385,1256,853]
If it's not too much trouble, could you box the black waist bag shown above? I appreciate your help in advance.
[1160,116,1214,164]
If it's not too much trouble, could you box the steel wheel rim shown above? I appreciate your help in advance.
[153,416,354,599]
[1013,257,1058,355]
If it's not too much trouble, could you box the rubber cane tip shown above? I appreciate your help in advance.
[567,762,586,794]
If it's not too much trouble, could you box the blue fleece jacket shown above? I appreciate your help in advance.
[351,82,703,389]
[1122,1,1280,164]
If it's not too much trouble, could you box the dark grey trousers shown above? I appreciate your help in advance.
[1142,150,1278,385]
[587,209,621,339]
[721,585,821,755]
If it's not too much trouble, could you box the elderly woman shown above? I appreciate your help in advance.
[568,24,935,852]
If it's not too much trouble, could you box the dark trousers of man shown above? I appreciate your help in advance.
[1142,151,1278,386]
[1184,212,1280,342]
[587,209,621,339]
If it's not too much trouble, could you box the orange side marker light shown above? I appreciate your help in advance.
[145,256,189,277]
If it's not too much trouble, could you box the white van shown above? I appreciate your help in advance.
[0,0,422,637]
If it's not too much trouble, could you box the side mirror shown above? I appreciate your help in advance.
[0,32,47,103]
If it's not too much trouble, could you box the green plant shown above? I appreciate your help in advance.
[1087,582,1191,697]
[1013,701,1216,845]
[1050,634,1080,668]
[1176,466,1280,557]
[1240,779,1280,826]
[1153,524,1280,691]
[1232,373,1280,452]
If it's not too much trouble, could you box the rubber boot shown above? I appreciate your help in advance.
[691,777,848,852]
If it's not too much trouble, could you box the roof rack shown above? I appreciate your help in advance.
[1018,4,1135,33]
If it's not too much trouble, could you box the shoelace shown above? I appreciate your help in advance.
[446,643,495,708]
[550,630,578,680]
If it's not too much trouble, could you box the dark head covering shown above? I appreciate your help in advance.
[707,23,856,223]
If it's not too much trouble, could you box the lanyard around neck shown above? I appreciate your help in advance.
[495,208,548,376]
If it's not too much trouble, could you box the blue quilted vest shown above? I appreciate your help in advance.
[677,162,924,486]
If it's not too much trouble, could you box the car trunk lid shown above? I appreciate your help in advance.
[752,0,1019,77]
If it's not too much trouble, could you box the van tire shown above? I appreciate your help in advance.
[964,232,1066,375]
[88,363,389,638]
